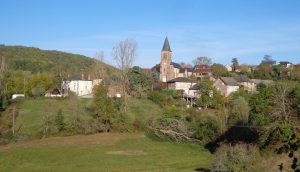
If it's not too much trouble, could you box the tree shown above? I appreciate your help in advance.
[196,78,223,109]
[212,63,227,77]
[271,82,295,123]
[231,58,239,71]
[261,55,276,66]
[92,84,115,132]
[229,96,250,125]
[249,83,272,126]
[112,39,137,112]
[55,109,66,132]
[128,66,151,98]
[92,51,106,79]
[193,56,212,66]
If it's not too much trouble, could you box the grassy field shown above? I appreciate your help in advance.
[0,133,212,172]
[15,97,163,137]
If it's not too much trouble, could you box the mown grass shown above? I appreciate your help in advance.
[0,133,212,172]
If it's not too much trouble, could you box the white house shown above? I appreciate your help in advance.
[213,77,239,96]
[166,77,197,96]
[224,65,232,72]
[62,76,102,97]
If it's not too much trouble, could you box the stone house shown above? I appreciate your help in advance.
[167,77,197,96]
[192,65,212,79]
[214,77,239,96]
[234,75,256,92]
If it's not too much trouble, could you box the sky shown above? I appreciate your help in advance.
[1,0,300,67]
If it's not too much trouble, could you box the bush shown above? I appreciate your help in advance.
[191,116,220,143]
[211,144,258,172]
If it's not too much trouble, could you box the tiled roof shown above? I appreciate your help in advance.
[220,77,239,86]
[167,77,192,83]
[234,75,251,82]
[193,65,212,73]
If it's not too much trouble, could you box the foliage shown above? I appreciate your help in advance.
[92,84,115,132]
[249,83,273,126]
[211,144,258,172]
[0,45,97,74]
[231,58,239,71]
[228,96,250,125]
[148,91,172,107]
[163,105,181,119]
[128,66,152,98]
[55,109,66,132]
[196,78,223,109]
[193,56,212,66]
[191,115,220,143]
[211,63,227,77]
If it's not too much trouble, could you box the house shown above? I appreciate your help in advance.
[192,65,212,78]
[188,83,200,98]
[213,77,239,96]
[167,77,196,96]
[45,88,62,97]
[62,76,102,97]
[279,61,293,68]
[224,65,232,71]
[234,75,256,92]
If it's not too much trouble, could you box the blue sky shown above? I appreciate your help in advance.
[1,0,300,67]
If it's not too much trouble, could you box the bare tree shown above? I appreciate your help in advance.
[92,51,106,79]
[0,57,7,98]
[193,56,212,66]
[111,39,137,112]
[271,82,294,123]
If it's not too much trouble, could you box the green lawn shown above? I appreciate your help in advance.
[0,133,212,172]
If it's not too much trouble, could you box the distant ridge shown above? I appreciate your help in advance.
[0,45,118,76]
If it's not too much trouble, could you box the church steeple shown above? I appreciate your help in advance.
[162,37,172,52]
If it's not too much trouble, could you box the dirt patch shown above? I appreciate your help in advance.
[0,133,145,151]
[106,150,146,156]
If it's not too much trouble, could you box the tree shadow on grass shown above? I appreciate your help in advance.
[205,126,260,153]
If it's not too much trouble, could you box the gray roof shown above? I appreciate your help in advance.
[189,83,201,90]
[179,68,193,73]
[167,77,192,83]
[220,77,239,86]
[234,75,251,83]
[171,62,181,69]
[162,37,172,52]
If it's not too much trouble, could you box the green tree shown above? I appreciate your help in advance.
[196,78,223,109]
[231,58,239,71]
[128,66,151,98]
[229,96,250,125]
[212,63,227,77]
[55,109,66,132]
[92,84,115,132]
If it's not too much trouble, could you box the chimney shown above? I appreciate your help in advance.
[81,73,84,80]
[88,74,91,80]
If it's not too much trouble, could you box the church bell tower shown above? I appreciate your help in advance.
[160,37,172,82]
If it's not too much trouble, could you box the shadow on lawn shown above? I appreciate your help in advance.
[205,126,260,153]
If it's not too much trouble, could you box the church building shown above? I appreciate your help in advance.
[159,37,193,82]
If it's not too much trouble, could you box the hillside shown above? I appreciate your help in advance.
[0,45,118,76]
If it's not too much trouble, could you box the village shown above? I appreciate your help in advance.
[1,1,300,172]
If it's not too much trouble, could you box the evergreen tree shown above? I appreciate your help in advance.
[55,109,66,132]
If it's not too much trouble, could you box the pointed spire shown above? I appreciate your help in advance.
[162,37,172,52]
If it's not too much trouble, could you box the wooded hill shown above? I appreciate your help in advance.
[0,45,118,76]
